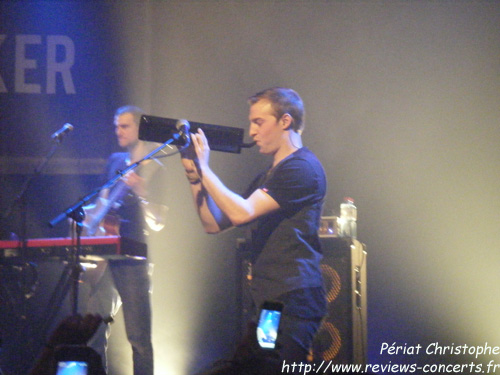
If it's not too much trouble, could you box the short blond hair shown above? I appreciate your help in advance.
[248,87,305,133]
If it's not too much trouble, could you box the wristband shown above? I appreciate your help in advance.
[187,176,201,185]
[185,170,201,185]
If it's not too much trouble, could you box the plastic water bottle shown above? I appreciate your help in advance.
[340,197,357,239]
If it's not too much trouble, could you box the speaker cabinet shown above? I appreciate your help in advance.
[312,237,367,365]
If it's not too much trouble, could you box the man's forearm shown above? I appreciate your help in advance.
[189,181,225,233]
[182,156,236,232]
[198,165,254,227]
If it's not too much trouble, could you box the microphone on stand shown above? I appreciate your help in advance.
[176,119,191,146]
[51,123,74,142]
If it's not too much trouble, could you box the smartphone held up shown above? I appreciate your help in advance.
[256,301,283,350]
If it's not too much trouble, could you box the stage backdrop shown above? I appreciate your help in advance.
[1,1,500,375]
[0,3,133,375]
[0,2,128,237]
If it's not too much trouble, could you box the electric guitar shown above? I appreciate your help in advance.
[79,157,166,236]
[81,177,131,237]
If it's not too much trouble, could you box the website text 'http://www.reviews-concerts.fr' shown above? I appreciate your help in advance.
[281,342,500,374]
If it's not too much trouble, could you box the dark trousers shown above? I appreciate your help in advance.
[84,259,154,375]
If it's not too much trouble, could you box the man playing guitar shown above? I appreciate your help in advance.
[79,105,167,375]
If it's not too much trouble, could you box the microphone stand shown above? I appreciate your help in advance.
[2,138,67,320]
[36,205,85,344]
[0,135,68,373]
[48,132,183,316]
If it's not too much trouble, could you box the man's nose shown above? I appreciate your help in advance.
[249,124,257,137]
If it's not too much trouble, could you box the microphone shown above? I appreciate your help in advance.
[176,119,190,145]
[51,123,74,142]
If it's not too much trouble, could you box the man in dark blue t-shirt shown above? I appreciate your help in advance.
[181,87,327,362]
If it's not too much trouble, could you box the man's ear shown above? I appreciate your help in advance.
[280,113,293,130]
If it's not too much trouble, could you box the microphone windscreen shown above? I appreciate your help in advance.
[176,119,190,132]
